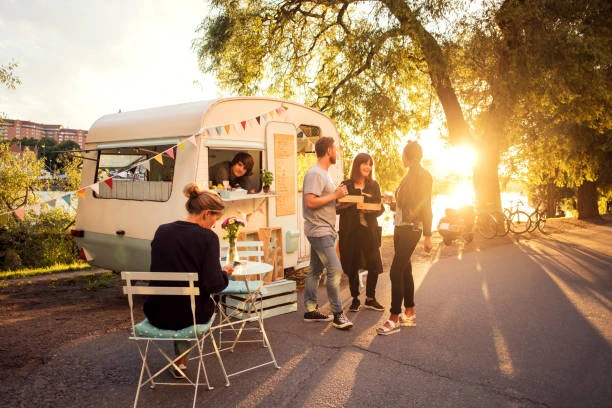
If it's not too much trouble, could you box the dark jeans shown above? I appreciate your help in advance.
[346,251,382,299]
[389,225,422,315]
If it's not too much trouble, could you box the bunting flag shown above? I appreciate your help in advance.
[14,207,25,221]
[79,247,93,261]
[2,103,289,220]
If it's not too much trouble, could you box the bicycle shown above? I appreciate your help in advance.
[527,201,547,233]
[474,209,498,239]
[438,206,498,243]
[503,200,531,234]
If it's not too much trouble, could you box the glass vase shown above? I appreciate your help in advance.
[226,238,239,265]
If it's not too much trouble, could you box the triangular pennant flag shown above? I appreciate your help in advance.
[263,113,269,121]
[76,189,86,198]
[269,110,275,119]
[241,121,247,130]
[118,171,128,178]
[48,199,57,208]
[165,147,175,159]
[276,107,283,115]
[14,207,25,221]
[207,128,215,138]
[177,142,186,151]
[216,126,223,136]
[32,204,41,215]
[256,116,261,125]
[90,183,100,195]
[282,104,289,111]
[224,124,231,134]
[62,194,72,206]
[80,247,94,261]
[187,135,197,146]
[104,178,113,189]
[153,154,164,165]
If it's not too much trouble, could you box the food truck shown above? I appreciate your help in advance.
[71,97,344,275]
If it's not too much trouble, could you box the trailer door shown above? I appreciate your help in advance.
[265,122,299,268]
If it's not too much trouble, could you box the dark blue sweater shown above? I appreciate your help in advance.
[143,221,229,330]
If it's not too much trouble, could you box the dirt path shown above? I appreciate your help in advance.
[0,215,608,401]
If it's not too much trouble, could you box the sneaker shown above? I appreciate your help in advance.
[364,298,384,312]
[349,297,361,312]
[399,313,416,327]
[304,309,333,322]
[332,312,353,329]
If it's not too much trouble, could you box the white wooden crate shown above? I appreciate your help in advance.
[224,279,297,319]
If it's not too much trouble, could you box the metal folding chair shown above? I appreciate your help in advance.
[122,271,229,408]
[212,242,280,385]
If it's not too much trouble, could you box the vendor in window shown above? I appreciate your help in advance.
[209,152,257,193]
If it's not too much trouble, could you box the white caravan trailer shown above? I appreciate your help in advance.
[71,97,343,273]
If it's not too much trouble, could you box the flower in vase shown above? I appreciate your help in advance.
[221,216,246,242]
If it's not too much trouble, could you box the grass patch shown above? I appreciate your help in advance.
[0,262,93,280]
[83,272,114,290]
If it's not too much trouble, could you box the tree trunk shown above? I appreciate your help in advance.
[385,0,470,144]
[386,0,503,207]
[576,181,600,219]
[473,142,502,211]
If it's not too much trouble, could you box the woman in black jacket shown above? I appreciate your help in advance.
[377,141,433,335]
[337,153,385,313]
[144,183,233,377]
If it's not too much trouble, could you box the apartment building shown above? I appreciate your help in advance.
[0,118,88,149]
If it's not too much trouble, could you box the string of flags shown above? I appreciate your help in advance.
[2,104,289,221]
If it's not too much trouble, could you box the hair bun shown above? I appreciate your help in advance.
[183,183,201,198]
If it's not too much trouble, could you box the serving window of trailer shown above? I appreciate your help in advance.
[297,124,321,192]
[93,142,176,201]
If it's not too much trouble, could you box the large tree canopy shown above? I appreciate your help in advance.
[195,0,484,193]
[194,0,610,217]
[484,0,611,217]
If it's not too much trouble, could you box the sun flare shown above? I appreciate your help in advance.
[431,145,476,177]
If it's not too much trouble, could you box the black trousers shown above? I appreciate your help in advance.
[340,225,383,299]
[389,225,422,314]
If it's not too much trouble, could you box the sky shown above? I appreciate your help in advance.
[0,0,221,130]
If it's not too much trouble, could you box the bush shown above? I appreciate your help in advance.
[0,208,79,271]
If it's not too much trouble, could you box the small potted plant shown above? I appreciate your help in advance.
[260,169,274,193]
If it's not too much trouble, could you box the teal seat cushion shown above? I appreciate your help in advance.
[217,280,263,295]
[134,315,214,339]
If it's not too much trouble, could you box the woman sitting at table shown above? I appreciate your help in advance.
[143,183,234,378]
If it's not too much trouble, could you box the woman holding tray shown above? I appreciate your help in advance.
[337,153,385,313]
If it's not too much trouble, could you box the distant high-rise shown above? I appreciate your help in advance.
[0,118,87,150]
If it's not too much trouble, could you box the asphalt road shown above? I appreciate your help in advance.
[17,225,611,408]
